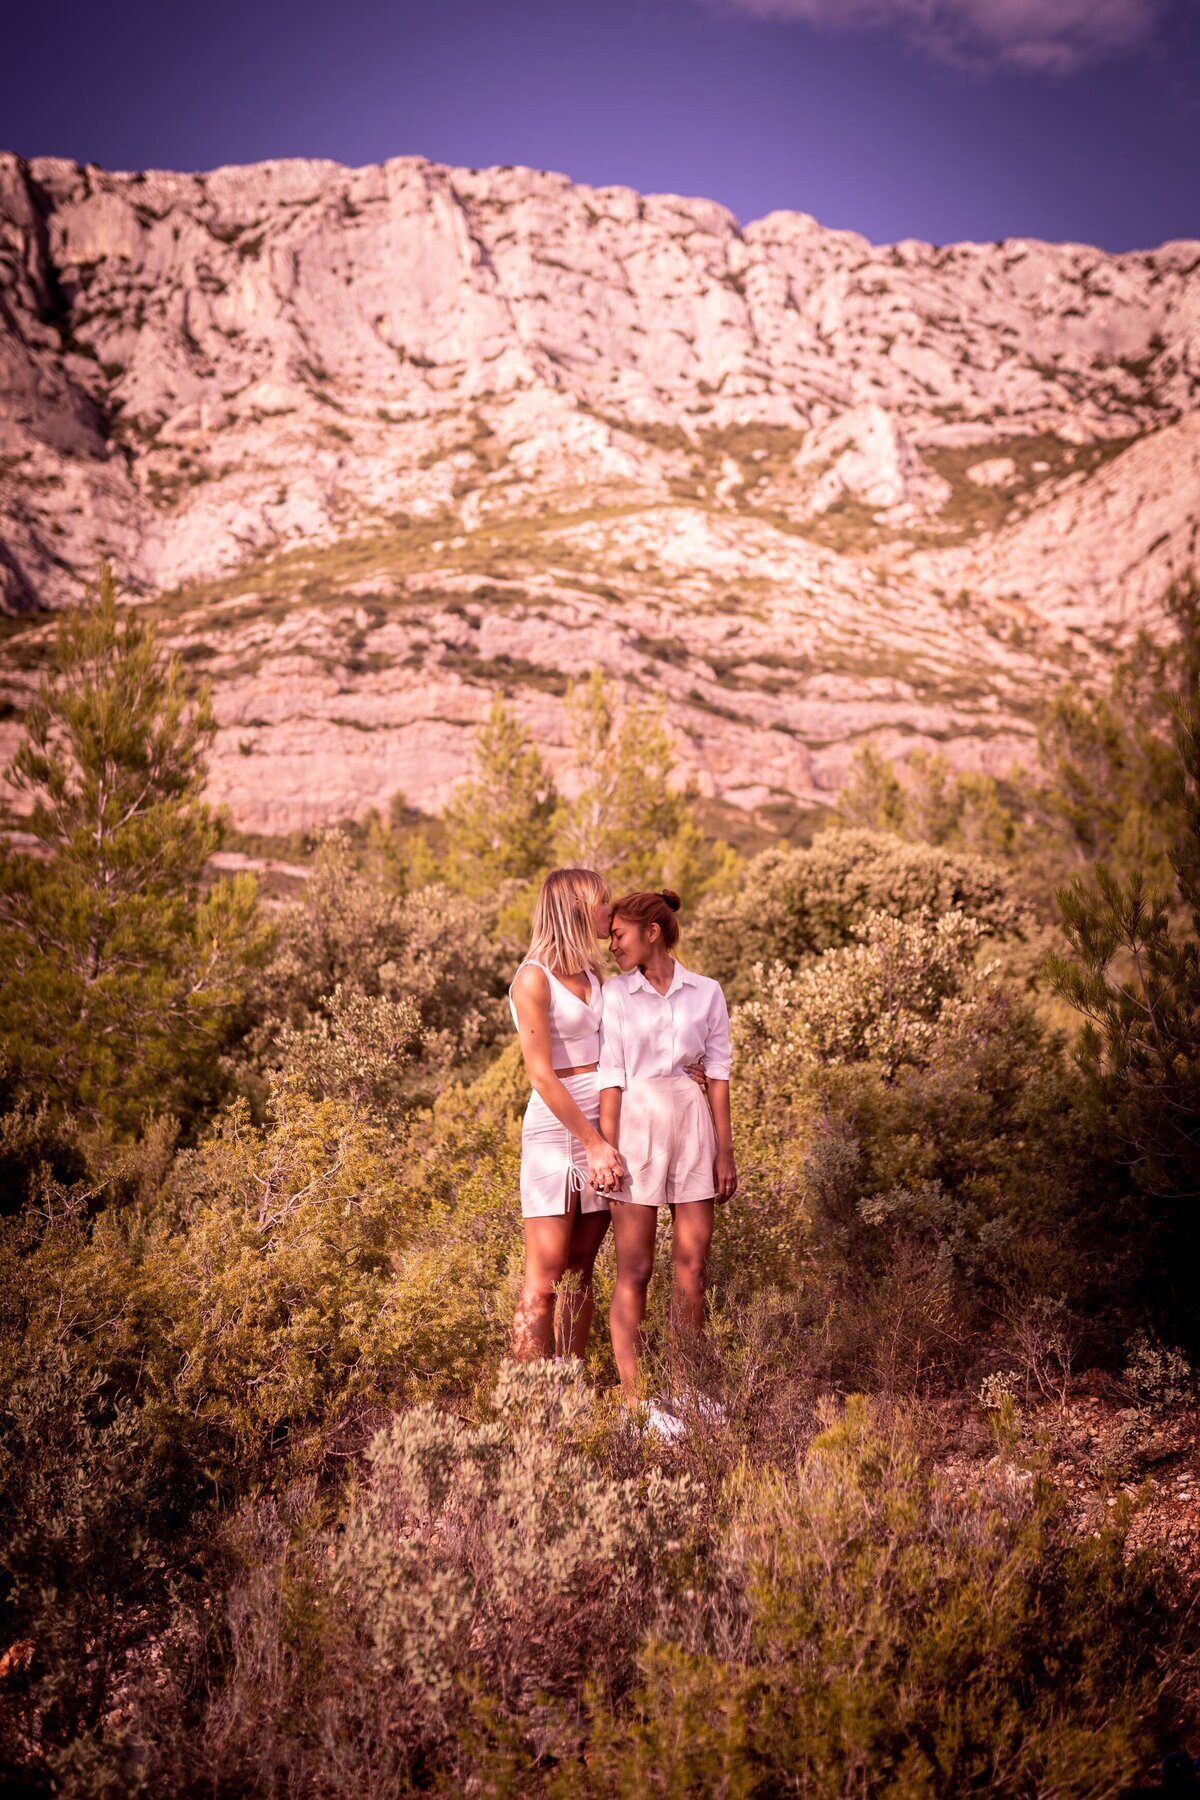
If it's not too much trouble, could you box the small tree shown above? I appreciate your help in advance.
[836,743,1017,860]
[1026,573,1200,885]
[440,697,557,893]
[834,742,907,835]
[1047,699,1200,1340]
[0,565,263,1135]
[552,669,703,892]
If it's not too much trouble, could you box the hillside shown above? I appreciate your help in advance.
[1,151,1198,830]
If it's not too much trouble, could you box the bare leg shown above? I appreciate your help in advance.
[609,1203,660,1397]
[557,1209,612,1357]
[669,1199,715,1345]
[513,1208,576,1360]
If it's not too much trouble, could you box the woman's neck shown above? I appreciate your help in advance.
[639,947,674,993]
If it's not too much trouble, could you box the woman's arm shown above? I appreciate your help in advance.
[599,1086,623,1161]
[703,984,737,1202]
[511,965,623,1188]
[706,1079,737,1201]
[598,981,627,1189]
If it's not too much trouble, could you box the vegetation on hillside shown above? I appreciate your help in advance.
[0,568,1197,1795]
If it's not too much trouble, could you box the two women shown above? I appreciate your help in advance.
[509,869,737,1399]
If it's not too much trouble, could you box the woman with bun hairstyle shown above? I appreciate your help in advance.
[599,888,737,1401]
[509,867,625,1360]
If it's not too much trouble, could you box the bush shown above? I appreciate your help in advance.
[140,1052,538,1487]
[0,1349,167,1775]
[1048,702,1200,1348]
[241,832,512,1108]
[178,1362,700,1794]
[0,1058,90,1216]
[690,828,1024,1000]
[577,1396,1184,1798]
[150,1085,411,1486]
[278,981,424,1121]
[717,909,1095,1383]
[1123,1333,1195,1411]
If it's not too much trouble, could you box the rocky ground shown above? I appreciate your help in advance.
[939,1391,1200,1593]
[1,152,1198,832]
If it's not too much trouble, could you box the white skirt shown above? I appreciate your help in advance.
[519,1071,609,1219]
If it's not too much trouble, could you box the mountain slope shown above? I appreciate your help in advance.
[1,152,1198,829]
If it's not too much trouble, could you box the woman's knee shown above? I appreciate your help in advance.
[672,1244,709,1287]
[522,1262,566,1305]
[615,1254,654,1295]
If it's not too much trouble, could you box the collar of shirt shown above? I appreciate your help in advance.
[627,961,698,998]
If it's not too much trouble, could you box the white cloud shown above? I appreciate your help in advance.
[724,0,1163,72]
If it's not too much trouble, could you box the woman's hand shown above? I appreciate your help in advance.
[713,1145,738,1204]
[587,1135,625,1197]
[685,1061,708,1090]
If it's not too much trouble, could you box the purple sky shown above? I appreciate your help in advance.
[3,0,1197,251]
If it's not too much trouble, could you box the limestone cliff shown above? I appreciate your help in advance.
[1,152,1197,829]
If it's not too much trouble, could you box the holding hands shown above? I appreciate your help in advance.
[587,1134,625,1197]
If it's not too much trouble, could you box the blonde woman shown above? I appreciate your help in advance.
[509,868,625,1360]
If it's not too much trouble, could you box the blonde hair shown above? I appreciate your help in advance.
[525,867,611,978]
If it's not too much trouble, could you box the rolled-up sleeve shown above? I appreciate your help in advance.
[702,982,732,1080]
[598,981,627,1090]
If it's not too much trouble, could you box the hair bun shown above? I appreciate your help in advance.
[659,888,682,912]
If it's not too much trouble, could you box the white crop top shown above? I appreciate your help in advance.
[509,959,603,1066]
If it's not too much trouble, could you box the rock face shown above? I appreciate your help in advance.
[1,150,1198,831]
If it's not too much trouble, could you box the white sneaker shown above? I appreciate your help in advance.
[645,1400,686,1441]
[670,1391,727,1426]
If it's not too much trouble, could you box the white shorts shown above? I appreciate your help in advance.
[519,1071,609,1219]
[616,1075,717,1208]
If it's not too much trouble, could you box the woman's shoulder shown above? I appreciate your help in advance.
[602,970,634,998]
[511,960,551,1000]
[687,968,728,1004]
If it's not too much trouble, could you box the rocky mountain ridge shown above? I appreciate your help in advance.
[1,151,1198,831]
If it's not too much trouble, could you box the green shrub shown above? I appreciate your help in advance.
[150,1085,411,1485]
[142,1056,539,1485]
[1123,1332,1195,1411]
[1048,701,1200,1347]
[717,909,1094,1382]
[179,1362,700,1794]
[0,1349,167,1775]
[690,829,1024,1001]
[0,1060,90,1216]
[242,832,512,1107]
[576,1396,1182,1798]
[278,981,424,1121]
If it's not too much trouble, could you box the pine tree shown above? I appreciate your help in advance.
[0,565,264,1135]
[1029,574,1200,883]
[440,696,558,893]
[836,743,1017,860]
[551,669,698,891]
[1047,697,1200,1338]
[834,742,907,835]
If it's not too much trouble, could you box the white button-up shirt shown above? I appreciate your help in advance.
[598,962,733,1090]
